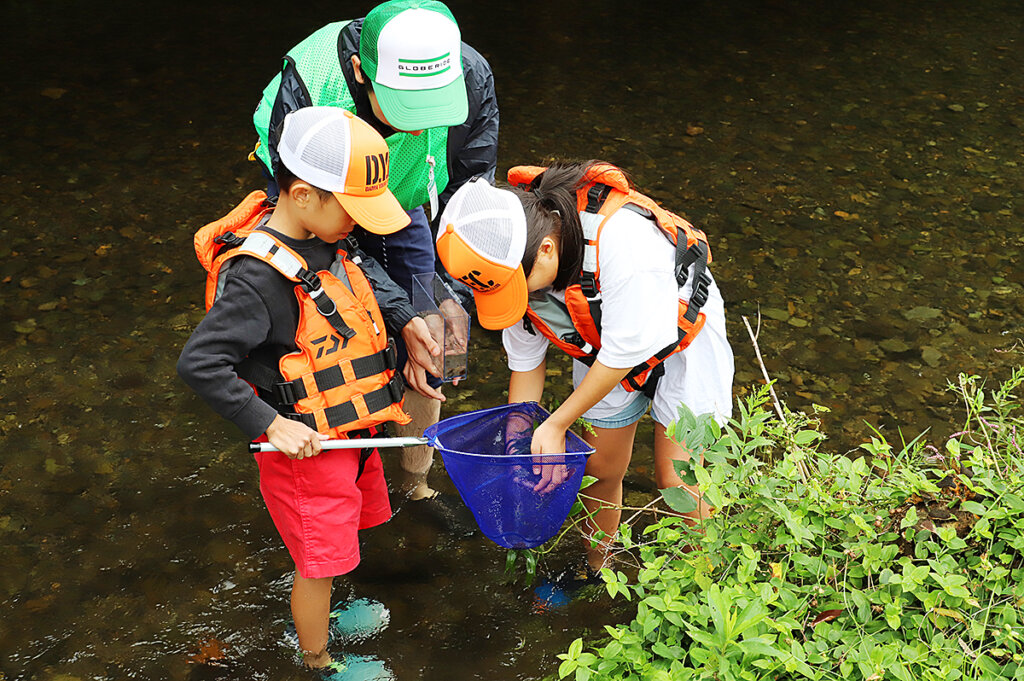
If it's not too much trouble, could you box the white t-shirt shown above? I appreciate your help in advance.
[503,208,734,425]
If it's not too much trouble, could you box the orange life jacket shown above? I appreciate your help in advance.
[194,190,410,437]
[507,164,713,393]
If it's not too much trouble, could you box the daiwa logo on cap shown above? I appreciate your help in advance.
[397,53,453,77]
[364,152,390,190]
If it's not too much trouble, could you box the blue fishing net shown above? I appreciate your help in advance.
[424,402,594,549]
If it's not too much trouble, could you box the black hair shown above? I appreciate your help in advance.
[275,162,334,202]
[511,160,629,291]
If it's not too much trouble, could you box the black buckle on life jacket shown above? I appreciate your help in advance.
[213,231,245,247]
[341,236,363,265]
[562,331,589,352]
[383,339,398,371]
[675,240,707,287]
[579,272,599,299]
[386,375,405,404]
[298,268,322,293]
[274,380,300,406]
[300,270,358,340]
[690,271,711,309]
[585,183,612,214]
[283,411,317,429]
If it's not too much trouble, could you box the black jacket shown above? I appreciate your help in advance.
[266,18,498,314]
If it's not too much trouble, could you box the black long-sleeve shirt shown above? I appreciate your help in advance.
[177,224,411,439]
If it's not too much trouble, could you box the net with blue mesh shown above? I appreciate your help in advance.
[424,402,594,549]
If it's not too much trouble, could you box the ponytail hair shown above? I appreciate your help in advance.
[510,159,612,291]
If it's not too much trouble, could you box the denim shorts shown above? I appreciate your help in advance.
[586,393,652,429]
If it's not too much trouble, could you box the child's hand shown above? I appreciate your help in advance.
[265,415,328,459]
[530,419,570,494]
[401,317,445,401]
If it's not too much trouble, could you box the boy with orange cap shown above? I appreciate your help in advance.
[178,107,411,679]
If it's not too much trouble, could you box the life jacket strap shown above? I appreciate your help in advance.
[283,375,406,433]
[298,269,357,341]
[674,236,706,287]
[562,331,595,356]
[213,231,246,248]
[675,237,711,325]
[584,183,612,214]
[273,340,398,405]
[623,338,679,394]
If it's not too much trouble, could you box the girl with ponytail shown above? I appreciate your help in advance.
[437,161,734,576]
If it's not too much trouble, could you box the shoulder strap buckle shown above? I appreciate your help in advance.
[584,183,612,214]
[579,272,600,299]
[213,231,245,247]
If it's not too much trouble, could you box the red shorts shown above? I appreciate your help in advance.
[253,440,392,579]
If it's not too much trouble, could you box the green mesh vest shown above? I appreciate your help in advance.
[253,21,450,213]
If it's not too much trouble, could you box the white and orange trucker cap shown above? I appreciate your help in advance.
[278,106,410,235]
[436,178,528,330]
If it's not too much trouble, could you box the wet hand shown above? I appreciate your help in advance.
[265,415,328,460]
[401,317,445,401]
[530,419,570,494]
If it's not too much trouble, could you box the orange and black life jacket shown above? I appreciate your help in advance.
[507,163,713,394]
[193,190,410,438]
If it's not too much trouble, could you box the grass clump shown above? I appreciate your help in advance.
[556,367,1024,681]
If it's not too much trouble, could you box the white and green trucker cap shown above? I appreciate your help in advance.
[359,0,469,131]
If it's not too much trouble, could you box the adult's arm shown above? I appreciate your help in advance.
[266,60,314,177]
[436,43,499,224]
[343,237,418,336]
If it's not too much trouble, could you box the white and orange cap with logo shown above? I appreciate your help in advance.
[278,106,410,235]
[436,178,528,330]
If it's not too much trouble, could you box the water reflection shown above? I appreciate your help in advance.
[1,0,1021,678]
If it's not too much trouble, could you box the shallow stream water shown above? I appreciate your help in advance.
[2,0,1022,679]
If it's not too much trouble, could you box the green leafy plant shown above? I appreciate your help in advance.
[553,367,1024,680]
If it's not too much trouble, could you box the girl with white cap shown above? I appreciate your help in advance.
[436,162,734,576]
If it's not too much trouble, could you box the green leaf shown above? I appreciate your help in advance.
[901,506,919,530]
[675,402,698,433]
[737,637,781,659]
[672,457,699,486]
[504,550,517,575]
[961,500,987,516]
[793,429,821,445]
[661,486,698,513]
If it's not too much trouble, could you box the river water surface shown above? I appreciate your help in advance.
[2,0,1022,679]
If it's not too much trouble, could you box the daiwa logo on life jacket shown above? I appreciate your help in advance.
[312,333,349,358]
[397,53,452,77]
[364,152,389,190]
[459,269,497,292]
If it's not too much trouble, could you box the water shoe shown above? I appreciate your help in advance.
[531,564,603,613]
[285,598,390,649]
[314,655,394,681]
[328,598,391,644]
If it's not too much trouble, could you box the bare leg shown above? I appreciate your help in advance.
[394,389,441,500]
[653,422,710,522]
[291,572,333,668]
[580,421,640,572]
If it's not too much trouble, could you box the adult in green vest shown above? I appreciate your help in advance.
[253,0,498,516]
